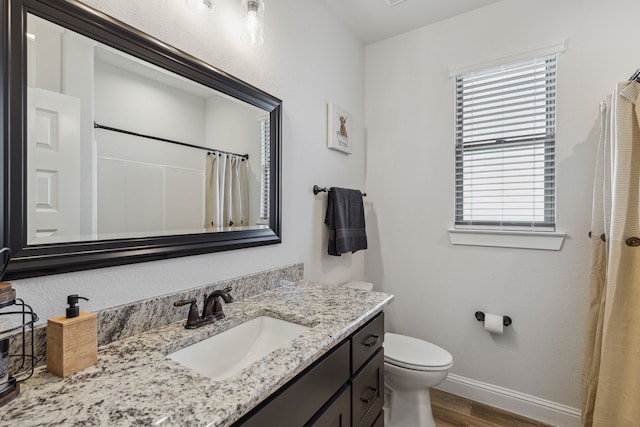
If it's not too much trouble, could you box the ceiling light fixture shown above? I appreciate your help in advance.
[186,0,215,14]
[241,0,264,46]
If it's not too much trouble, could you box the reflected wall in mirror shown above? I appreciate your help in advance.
[1,0,282,279]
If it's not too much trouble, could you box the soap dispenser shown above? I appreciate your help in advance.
[46,295,97,377]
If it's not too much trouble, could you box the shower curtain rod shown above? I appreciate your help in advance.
[93,122,249,159]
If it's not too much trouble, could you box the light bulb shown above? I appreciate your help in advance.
[241,0,264,46]
[186,0,214,14]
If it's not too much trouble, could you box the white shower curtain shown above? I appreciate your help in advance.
[205,152,249,229]
[582,80,640,426]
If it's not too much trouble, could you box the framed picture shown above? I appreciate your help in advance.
[327,102,352,154]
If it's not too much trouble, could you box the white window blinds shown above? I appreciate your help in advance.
[455,54,556,231]
[260,117,270,221]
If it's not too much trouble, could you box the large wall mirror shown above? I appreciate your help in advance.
[1,0,282,279]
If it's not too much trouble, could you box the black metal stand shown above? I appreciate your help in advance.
[0,298,38,406]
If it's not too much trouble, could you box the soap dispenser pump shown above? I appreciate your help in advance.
[47,295,97,377]
[66,295,89,318]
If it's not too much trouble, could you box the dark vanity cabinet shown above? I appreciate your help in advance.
[348,313,385,427]
[235,312,385,427]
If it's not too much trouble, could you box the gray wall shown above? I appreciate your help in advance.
[364,0,639,424]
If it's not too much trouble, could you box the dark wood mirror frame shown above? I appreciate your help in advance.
[0,0,282,279]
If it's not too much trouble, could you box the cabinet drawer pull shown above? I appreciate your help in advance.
[360,387,378,403]
[362,334,379,347]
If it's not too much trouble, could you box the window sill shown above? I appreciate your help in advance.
[447,228,565,251]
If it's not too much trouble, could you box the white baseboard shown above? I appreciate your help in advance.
[436,374,581,427]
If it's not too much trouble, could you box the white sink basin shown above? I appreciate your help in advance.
[168,316,310,381]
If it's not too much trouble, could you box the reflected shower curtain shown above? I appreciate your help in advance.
[205,152,249,229]
[582,81,640,426]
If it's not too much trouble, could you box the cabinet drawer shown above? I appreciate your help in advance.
[237,340,350,427]
[307,385,351,427]
[351,348,384,427]
[351,313,384,373]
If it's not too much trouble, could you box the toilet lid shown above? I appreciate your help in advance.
[384,332,453,369]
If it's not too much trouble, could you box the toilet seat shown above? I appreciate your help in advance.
[384,332,453,371]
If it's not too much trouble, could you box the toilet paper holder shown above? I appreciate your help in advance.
[475,311,512,327]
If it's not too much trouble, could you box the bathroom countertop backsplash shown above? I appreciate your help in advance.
[8,263,304,373]
[2,280,393,426]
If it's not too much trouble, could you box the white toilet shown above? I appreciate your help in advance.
[344,281,454,427]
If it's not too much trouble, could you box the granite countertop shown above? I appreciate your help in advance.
[3,281,393,426]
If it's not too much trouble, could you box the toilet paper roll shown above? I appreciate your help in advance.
[484,313,504,334]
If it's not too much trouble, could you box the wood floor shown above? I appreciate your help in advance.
[431,389,555,427]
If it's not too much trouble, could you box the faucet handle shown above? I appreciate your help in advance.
[174,298,197,307]
[174,298,201,329]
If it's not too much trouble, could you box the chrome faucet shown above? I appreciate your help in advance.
[174,287,234,329]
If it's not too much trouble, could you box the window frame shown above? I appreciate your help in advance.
[453,54,557,231]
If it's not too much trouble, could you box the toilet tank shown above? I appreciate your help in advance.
[343,281,373,291]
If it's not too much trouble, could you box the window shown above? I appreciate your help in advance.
[454,54,556,231]
[259,116,271,222]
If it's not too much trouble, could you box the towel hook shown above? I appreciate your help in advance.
[313,185,327,195]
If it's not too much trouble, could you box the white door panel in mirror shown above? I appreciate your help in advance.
[27,88,81,243]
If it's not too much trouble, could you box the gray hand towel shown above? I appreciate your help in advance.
[324,187,367,256]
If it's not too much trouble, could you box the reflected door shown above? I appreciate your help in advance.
[27,88,81,242]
